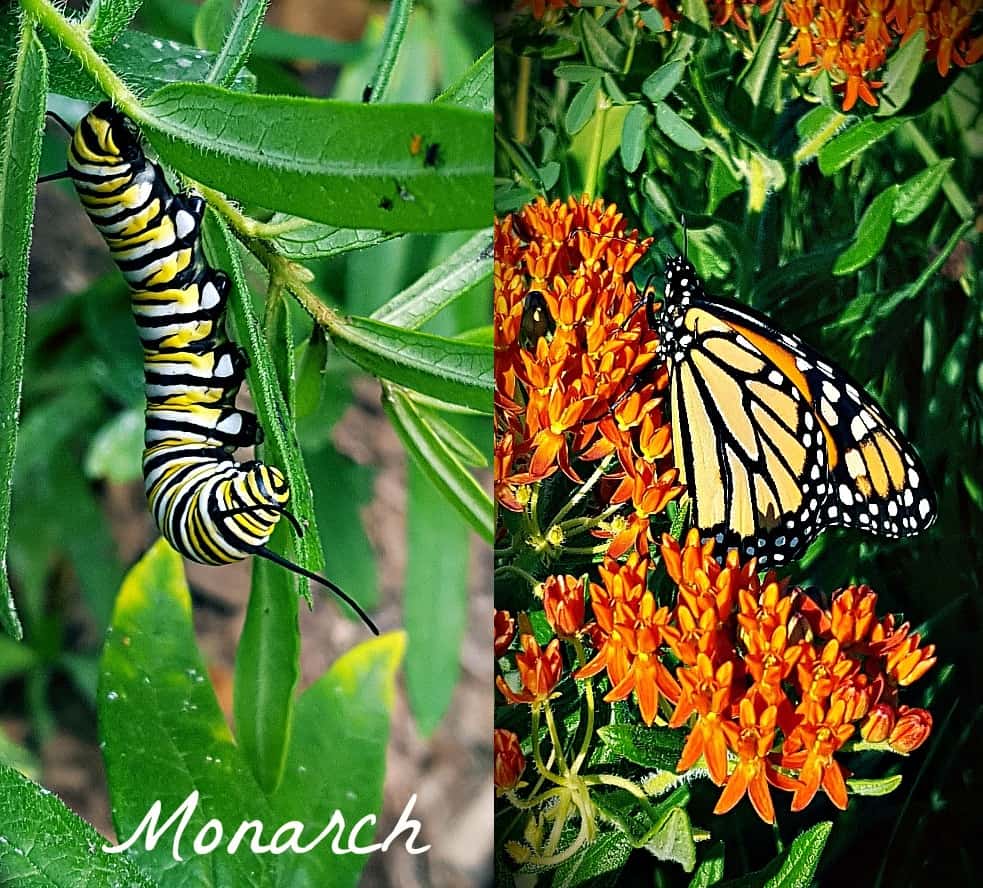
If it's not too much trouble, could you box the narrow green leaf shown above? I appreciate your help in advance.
[733,4,784,128]
[202,213,325,573]
[268,633,404,887]
[565,78,601,135]
[707,154,742,212]
[719,822,833,888]
[0,21,46,641]
[424,412,489,468]
[271,221,398,261]
[383,389,493,542]
[555,63,605,83]
[435,46,493,113]
[793,105,848,165]
[655,102,705,151]
[196,0,271,87]
[642,60,686,103]
[99,540,277,884]
[847,774,904,796]
[554,827,633,887]
[233,522,300,795]
[666,0,710,64]
[371,229,492,330]
[295,326,328,418]
[894,158,954,225]
[0,762,159,886]
[620,104,650,173]
[646,806,697,872]
[142,83,492,232]
[194,0,235,48]
[86,0,146,48]
[876,30,926,117]
[833,186,897,275]
[328,316,493,413]
[578,10,626,73]
[596,724,686,771]
[404,460,470,735]
[818,117,903,175]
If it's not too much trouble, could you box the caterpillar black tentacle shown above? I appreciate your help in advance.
[65,101,378,635]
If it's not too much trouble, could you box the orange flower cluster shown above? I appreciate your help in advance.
[563,530,936,823]
[784,0,983,111]
[495,197,682,555]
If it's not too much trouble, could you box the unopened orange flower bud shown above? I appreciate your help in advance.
[830,584,878,646]
[494,728,526,791]
[542,574,585,636]
[888,706,933,754]
[495,634,563,705]
[861,703,896,743]
[495,609,516,658]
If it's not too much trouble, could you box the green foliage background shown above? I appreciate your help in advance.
[495,2,981,885]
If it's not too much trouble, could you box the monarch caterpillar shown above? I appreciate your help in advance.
[637,249,937,566]
[64,102,378,633]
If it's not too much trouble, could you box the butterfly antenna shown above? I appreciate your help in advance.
[681,214,687,257]
[256,546,379,635]
[37,169,72,184]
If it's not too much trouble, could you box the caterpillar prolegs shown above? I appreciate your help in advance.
[65,102,377,634]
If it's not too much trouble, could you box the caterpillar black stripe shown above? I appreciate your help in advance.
[65,102,377,634]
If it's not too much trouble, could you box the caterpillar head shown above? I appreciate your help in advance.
[84,102,143,165]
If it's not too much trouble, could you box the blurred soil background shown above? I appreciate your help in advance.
[1,1,493,886]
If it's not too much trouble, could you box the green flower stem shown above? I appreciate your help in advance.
[20,0,142,121]
[366,0,413,104]
[532,806,589,866]
[494,564,539,589]
[543,701,570,777]
[560,502,623,536]
[504,786,564,810]
[550,455,614,526]
[563,542,616,556]
[902,120,973,222]
[543,793,571,856]
[530,705,565,786]
[583,92,609,200]
[570,635,595,774]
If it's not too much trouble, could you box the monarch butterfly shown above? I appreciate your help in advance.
[636,248,937,566]
[64,102,378,633]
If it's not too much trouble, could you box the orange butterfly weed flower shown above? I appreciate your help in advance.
[496,634,564,705]
[541,574,587,637]
[494,728,527,791]
[494,197,682,554]
[495,609,517,658]
[888,705,933,753]
[714,697,781,823]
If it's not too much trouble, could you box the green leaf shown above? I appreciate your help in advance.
[305,442,379,611]
[423,411,489,467]
[847,774,903,796]
[666,0,710,65]
[818,117,904,175]
[642,60,686,104]
[0,762,159,886]
[371,229,492,330]
[646,806,697,872]
[233,523,300,795]
[719,822,832,888]
[404,459,470,736]
[893,158,954,225]
[99,540,277,884]
[435,46,493,113]
[383,389,493,542]
[295,326,328,418]
[833,185,897,275]
[554,827,633,887]
[556,63,605,83]
[655,102,705,151]
[0,634,37,683]
[566,78,601,135]
[141,83,492,233]
[0,20,46,641]
[876,30,926,117]
[195,0,271,87]
[578,10,626,73]
[731,4,784,138]
[268,633,404,887]
[270,221,399,261]
[793,105,848,165]
[639,8,666,32]
[620,104,649,173]
[596,724,686,770]
[86,0,146,48]
[202,213,326,574]
[689,843,725,888]
[328,316,493,413]
[83,407,144,483]
[707,154,742,212]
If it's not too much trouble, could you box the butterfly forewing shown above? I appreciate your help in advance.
[656,255,935,565]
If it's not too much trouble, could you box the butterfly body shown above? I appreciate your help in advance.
[653,255,936,565]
